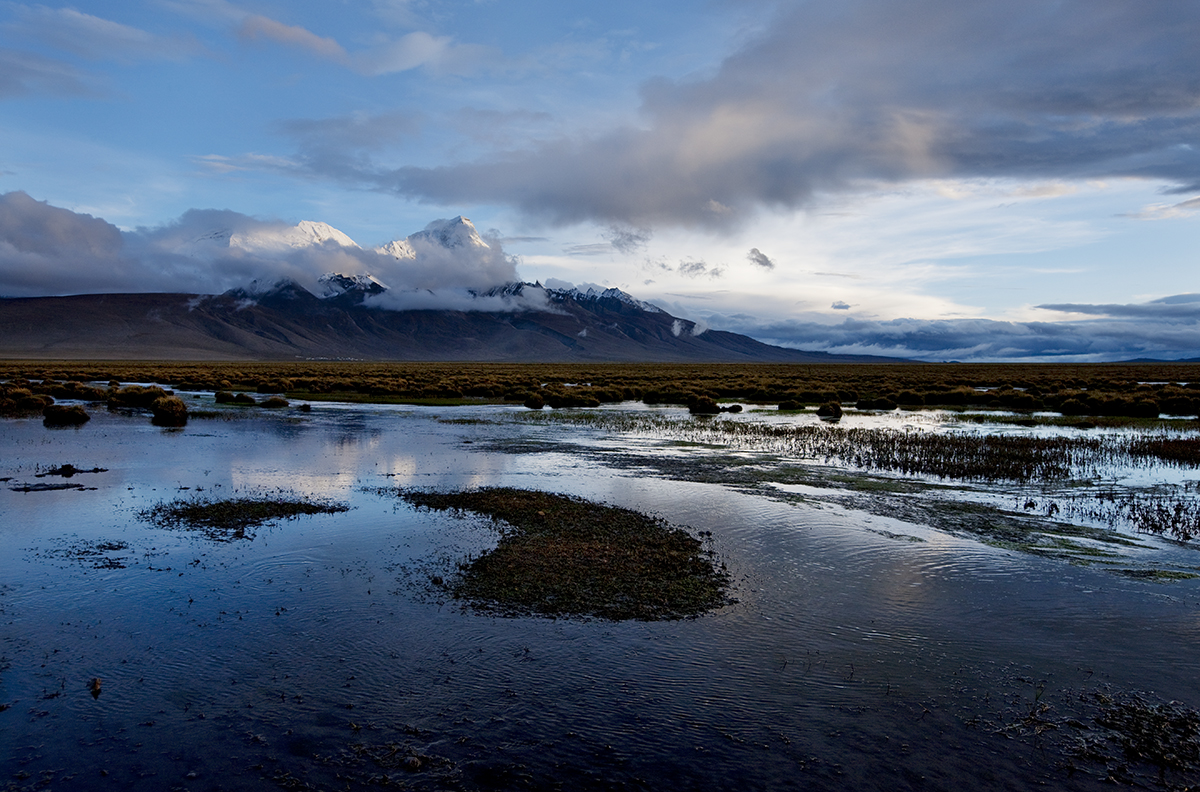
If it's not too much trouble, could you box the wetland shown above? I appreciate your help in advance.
[3,362,1200,790]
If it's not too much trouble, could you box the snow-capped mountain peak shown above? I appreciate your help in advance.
[229,220,359,253]
[318,272,388,298]
[376,238,416,261]
[180,220,360,258]
[376,216,488,260]
[412,216,488,250]
[546,285,665,314]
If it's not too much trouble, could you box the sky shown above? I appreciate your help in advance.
[2,0,1199,361]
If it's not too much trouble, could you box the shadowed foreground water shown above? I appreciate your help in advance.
[2,400,1199,790]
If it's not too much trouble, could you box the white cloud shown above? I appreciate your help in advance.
[1126,196,1200,220]
[0,192,519,298]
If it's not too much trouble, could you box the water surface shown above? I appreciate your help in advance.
[2,401,1199,790]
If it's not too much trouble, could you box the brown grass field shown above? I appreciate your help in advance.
[2,360,1200,417]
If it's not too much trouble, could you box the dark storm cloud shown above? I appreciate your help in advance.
[1037,295,1200,319]
[361,0,1200,229]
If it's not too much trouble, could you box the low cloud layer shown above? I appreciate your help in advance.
[706,295,1200,361]
[0,191,517,299]
[338,0,1200,229]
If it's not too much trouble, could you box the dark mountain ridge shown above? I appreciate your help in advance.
[0,280,902,363]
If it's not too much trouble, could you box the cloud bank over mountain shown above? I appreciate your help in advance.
[3,190,1198,361]
[0,191,517,299]
[709,295,1200,362]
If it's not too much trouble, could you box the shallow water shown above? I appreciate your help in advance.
[2,401,1200,790]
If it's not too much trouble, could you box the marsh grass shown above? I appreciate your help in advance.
[142,495,349,541]
[398,487,730,620]
[1061,490,1200,542]
[7,361,1200,419]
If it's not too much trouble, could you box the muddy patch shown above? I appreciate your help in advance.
[8,481,93,493]
[141,494,350,542]
[34,464,107,478]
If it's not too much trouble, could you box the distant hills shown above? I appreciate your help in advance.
[0,280,902,362]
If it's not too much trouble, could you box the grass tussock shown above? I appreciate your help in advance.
[400,487,730,620]
[42,404,89,427]
[142,495,349,541]
[150,395,188,426]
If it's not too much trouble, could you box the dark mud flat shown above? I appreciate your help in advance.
[399,487,730,620]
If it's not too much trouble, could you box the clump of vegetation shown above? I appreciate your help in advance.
[108,384,170,410]
[400,487,730,620]
[42,404,89,427]
[150,395,188,426]
[260,395,289,408]
[816,401,843,421]
[0,385,53,417]
[142,494,349,541]
[856,396,897,411]
[1096,695,1200,777]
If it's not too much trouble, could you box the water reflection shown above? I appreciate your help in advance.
[1,403,1199,790]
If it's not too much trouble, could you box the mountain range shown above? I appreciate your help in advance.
[0,216,900,363]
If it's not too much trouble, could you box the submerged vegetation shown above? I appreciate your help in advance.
[397,487,730,620]
[141,494,349,541]
[522,410,1197,484]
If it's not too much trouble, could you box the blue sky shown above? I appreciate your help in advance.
[2,0,1199,361]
